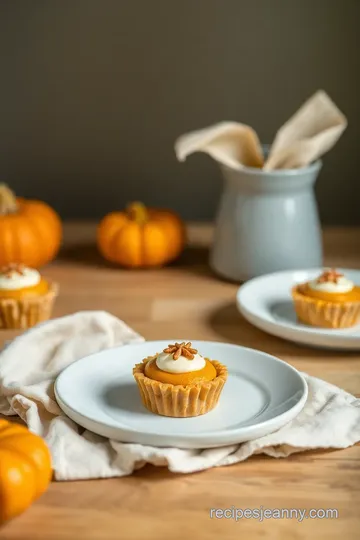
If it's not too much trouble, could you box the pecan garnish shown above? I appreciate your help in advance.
[1,263,26,278]
[317,268,343,284]
[163,342,198,360]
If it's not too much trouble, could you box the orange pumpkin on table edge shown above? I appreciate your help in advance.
[97,202,186,268]
[0,419,52,525]
[0,184,62,268]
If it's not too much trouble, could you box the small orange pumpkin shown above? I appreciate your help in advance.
[0,184,62,268]
[0,419,52,524]
[97,202,186,268]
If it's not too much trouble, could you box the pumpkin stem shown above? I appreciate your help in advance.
[0,184,18,215]
[127,202,148,224]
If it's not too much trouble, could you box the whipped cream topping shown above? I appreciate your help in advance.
[0,265,41,290]
[155,348,206,373]
[309,269,354,294]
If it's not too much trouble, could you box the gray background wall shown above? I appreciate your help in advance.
[1,0,359,224]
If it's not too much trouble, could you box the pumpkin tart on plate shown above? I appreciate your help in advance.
[133,341,227,417]
[292,268,360,329]
[0,263,58,329]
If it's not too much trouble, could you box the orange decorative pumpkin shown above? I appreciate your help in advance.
[97,202,186,268]
[0,419,52,524]
[0,184,62,268]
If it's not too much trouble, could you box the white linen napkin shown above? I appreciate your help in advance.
[0,311,359,481]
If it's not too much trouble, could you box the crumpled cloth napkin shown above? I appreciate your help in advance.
[175,90,347,170]
[0,311,359,481]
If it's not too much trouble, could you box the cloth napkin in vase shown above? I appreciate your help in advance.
[175,90,347,171]
[0,311,359,481]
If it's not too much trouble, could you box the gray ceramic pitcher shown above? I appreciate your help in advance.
[210,160,323,281]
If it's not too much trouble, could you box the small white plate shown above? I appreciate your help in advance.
[237,268,360,350]
[55,340,307,448]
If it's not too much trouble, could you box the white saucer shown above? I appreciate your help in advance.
[237,268,360,350]
[55,340,307,448]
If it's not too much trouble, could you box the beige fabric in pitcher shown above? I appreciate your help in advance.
[264,90,347,170]
[175,122,264,169]
[175,91,347,170]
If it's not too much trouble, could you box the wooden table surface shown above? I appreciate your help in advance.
[1,223,360,540]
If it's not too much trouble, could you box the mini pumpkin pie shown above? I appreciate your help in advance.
[292,268,360,329]
[0,263,58,329]
[133,342,227,417]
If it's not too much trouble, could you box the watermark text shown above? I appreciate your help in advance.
[209,506,338,523]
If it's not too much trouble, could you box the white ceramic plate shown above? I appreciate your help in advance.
[54,340,307,449]
[237,268,360,350]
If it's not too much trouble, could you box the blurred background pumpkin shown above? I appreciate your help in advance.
[0,419,52,525]
[0,184,62,268]
[97,202,186,268]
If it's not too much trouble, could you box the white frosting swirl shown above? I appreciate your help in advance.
[0,267,41,290]
[309,274,354,294]
[155,351,206,373]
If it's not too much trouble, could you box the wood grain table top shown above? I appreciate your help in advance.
[1,223,359,540]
